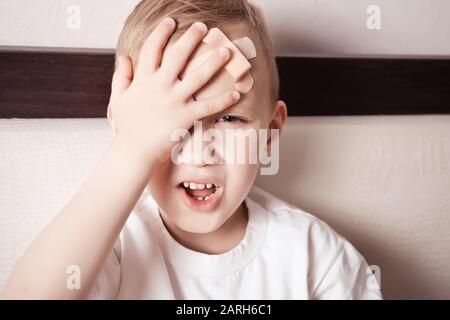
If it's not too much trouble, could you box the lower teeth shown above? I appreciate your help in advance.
[196,195,212,201]
[182,185,217,201]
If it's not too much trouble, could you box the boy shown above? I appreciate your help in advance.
[2,0,382,299]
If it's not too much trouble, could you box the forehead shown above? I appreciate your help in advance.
[169,22,272,113]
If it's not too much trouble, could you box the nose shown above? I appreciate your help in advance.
[177,121,222,166]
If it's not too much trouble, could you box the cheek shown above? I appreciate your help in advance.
[224,163,259,196]
[213,123,268,164]
[146,161,173,199]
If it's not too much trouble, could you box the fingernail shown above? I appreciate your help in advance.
[162,17,174,26]
[218,47,229,59]
[232,91,240,101]
[194,22,206,33]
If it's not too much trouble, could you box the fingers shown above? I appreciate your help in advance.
[135,17,176,78]
[110,55,133,102]
[190,90,240,119]
[109,55,132,135]
[177,47,230,98]
[160,22,207,81]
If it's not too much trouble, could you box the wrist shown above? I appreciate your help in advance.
[110,135,159,172]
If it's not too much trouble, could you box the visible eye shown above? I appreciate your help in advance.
[216,115,246,123]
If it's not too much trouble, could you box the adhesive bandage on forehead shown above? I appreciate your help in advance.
[181,27,257,99]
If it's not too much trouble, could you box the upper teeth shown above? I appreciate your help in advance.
[182,182,217,189]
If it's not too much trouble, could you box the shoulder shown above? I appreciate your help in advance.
[247,186,382,299]
[247,185,344,251]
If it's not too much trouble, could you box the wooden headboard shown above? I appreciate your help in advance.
[0,49,449,118]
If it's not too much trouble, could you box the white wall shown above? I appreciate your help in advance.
[1,0,449,299]
[0,0,449,57]
[0,117,449,299]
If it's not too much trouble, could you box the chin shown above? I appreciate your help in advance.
[179,224,217,234]
[174,210,231,234]
[176,217,224,234]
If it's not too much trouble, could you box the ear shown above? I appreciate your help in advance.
[266,100,288,154]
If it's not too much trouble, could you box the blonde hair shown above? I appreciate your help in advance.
[116,0,279,101]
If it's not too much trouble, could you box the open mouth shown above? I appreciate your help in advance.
[177,181,223,212]
[180,182,218,200]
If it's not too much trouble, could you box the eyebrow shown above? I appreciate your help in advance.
[222,103,256,116]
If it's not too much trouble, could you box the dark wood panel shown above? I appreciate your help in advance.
[277,57,450,116]
[0,50,114,118]
[0,50,449,118]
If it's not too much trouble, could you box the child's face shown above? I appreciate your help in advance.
[146,22,285,233]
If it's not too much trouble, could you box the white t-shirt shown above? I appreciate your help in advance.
[88,185,382,299]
